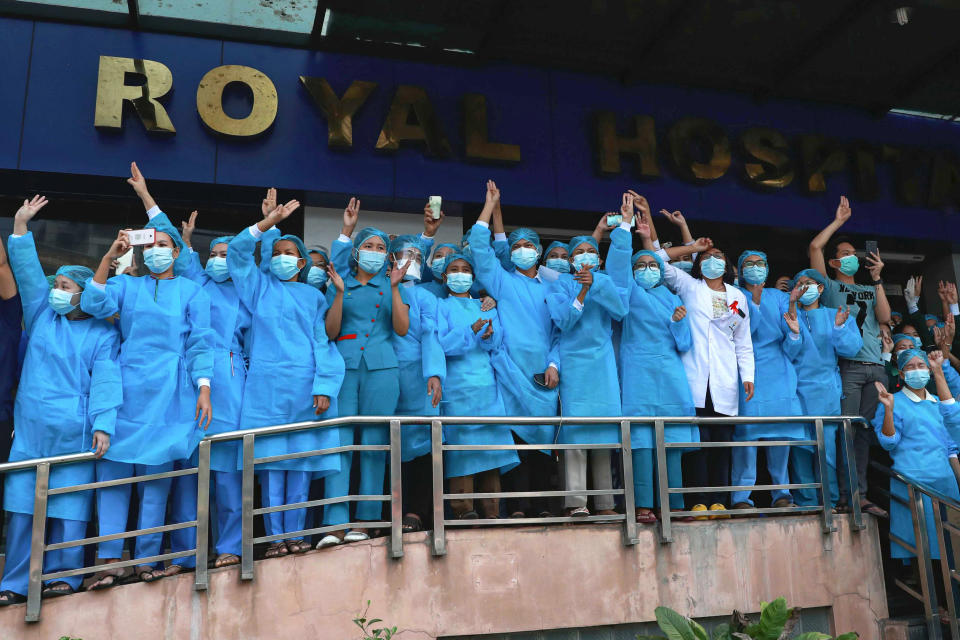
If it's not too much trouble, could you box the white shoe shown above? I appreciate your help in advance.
[343,531,370,543]
[315,535,342,549]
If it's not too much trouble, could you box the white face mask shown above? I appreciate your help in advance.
[399,258,422,282]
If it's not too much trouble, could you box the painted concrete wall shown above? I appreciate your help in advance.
[0,517,887,639]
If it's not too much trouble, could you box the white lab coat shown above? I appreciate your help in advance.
[660,258,755,416]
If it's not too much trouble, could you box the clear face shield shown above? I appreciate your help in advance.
[396,245,423,282]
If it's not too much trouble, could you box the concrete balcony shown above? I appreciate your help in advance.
[0,514,886,639]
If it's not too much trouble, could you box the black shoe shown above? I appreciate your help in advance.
[0,590,26,606]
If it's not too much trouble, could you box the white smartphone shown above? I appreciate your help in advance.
[428,196,442,220]
[127,228,156,246]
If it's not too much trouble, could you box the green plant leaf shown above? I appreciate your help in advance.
[793,633,832,640]
[776,607,801,640]
[835,633,859,640]
[712,623,732,640]
[745,598,791,640]
[655,606,697,640]
[690,618,709,640]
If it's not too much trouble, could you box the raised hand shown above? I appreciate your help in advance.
[261,187,277,218]
[485,179,500,205]
[628,190,650,219]
[875,381,893,410]
[835,195,851,225]
[423,200,444,237]
[782,311,800,335]
[106,230,131,260]
[945,314,956,345]
[13,195,48,235]
[836,304,850,327]
[671,306,687,322]
[621,192,634,221]
[775,276,791,292]
[692,237,713,253]
[865,250,884,280]
[934,325,946,348]
[574,264,594,290]
[881,328,894,353]
[634,217,651,239]
[326,264,344,292]
[930,350,945,370]
[127,161,148,196]
[660,209,687,227]
[788,284,802,305]
[181,210,198,249]
[342,197,360,236]
[265,200,301,226]
[389,258,410,287]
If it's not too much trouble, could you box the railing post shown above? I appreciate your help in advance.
[620,419,638,546]
[842,419,865,530]
[911,485,943,640]
[195,440,211,590]
[25,462,49,623]
[389,419,403,559]
[655,419,672,543]
[241,434,255,581]
[814,418,834,534]
[430,419,446,556]
[931,498,960,640]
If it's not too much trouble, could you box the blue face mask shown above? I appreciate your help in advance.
[673,260,694,273]
[143,247,175,274]
[357,249,386,274]
[270,254,302,280]
[838,255,859,276]
[799,283,821,305]
[633,267,661,289]
[741,265,768,286]
[48,288,78,315]
[572,252,599,271]
[430,256,448,279]
[511,247,539,270]
[700,256,726,280]
[911,336,922,349]
[903,368,931,390]
[307,265,328,288]
[446,272,474,294]
[205,256,229,282]
[545,258,570,273]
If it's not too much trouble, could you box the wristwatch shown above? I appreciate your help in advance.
[871,278,883,286]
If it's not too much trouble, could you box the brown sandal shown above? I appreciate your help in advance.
[264,542,289,558]
[286,540,311,554]
[214,553,240,568]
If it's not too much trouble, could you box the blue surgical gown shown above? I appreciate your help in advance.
[468,223,559,446]
[395,283,445,461]
[736,289,805,441]
[874,392,960,559]
[436,296,519,478]
[606,228,696,449]
[81,269,214,466]
[227,228,344,473]
[792,307,863,419]
[180,248,251,472]
[547,271,628,444]
[6,232,122,521]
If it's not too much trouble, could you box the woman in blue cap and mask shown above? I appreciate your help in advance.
[874,350,960,569]
[82,163,215,585]
[542,241,570,274]
[0,195,122,604]
[227,198,344,558]
[786,269,862,509]
[174,209,251,569]
[322,220,409,545]
[436,253,518,519]
[547,232,628,517]
[606,203,696,524]
[307,248,330,290]
[728,249,805,512]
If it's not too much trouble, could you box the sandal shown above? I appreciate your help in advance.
[832,502,851,514]
[162,564,194,578]
[861,501,888,518]
[402,514,423,533]
[635,509,658,524]
[0,590,26,606]
[287,540,311,554]
[41,581,75,599]
[264,542,289,559]
[214,553,240,568]
[89,565,128,591]
[137,568,164,583]
[458,511,479,520]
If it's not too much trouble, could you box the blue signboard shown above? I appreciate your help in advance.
[1,16,959,241]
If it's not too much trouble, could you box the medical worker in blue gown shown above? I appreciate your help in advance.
[730,250,805,510]
[468,181,560,518]
[0,196,121,604]
[787,269,862,509]
[436,253,518,519]
[322,208,409,545]
[606,207,697,524]
[423,242,458,298]
[542,241,571,274]
[82,164,214,585]
[307,248,330,291]
[874,350,960,566]
[384,236,444,535]
[228,199,344,559]
[547,234,628,517]
[174,210,251,569]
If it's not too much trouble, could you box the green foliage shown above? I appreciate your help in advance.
[638,597,858,640]
[353,600,398,640]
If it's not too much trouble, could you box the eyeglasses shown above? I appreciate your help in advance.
[634,263,659,271]
[742,260,767,268]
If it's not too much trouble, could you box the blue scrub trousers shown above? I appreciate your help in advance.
[214,471,242,555]
[324,360,399,526]
[730,444,792,506]
[1,513,86,595]
[259,470,311,541]
[96,459,197,568]
[632,449,684,510]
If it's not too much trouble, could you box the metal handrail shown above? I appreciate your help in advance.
[870,460,960,640]
[2,412,871,623]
